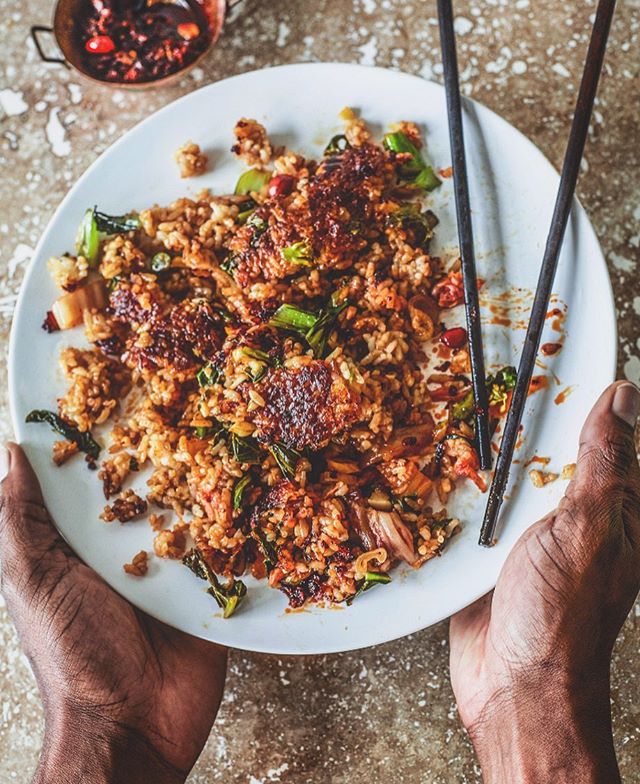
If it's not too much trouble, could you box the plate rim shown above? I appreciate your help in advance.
[7,62,618,654]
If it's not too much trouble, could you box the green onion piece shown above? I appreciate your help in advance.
[234,169,271,195]
[324,134,351,155]
[347,571,391,605]
[195,425,212,439]
[26,409,101,459]
[282,240,314,267]
[93,210,141,234]
[305,300,347,357]
[267,303,318,333]
[269,443,301,481]
[183,548,247,618]
[76,208,100,265]
[413,166,442,192]
[230,433,261,465]
[233,474,251,511]
[196,363,221,388]
[383,131,442,192]
[151,252,171,272]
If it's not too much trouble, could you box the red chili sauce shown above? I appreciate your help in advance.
[79,0,212,84]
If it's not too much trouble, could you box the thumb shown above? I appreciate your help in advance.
[569,381,640,528]
[0,443,74,595]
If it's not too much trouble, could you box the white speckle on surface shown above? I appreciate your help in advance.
[610,252,636,273]
[45,108,71,157]
[0,89,28,117]
[361,0,377,13]
[358,36,378,66]
[454,16,474,35]
[191,67,204,82]
[512,59,527,74]
[6,244,33,278]
[276,21,290,47]
[67,84,82,104]
[551,62,571,77]
[624,355,640,385]
[34,100,47,112]
[633,297,640,315]
[267,763,289,781]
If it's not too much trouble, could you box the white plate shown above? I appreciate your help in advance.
[9,64,616,655]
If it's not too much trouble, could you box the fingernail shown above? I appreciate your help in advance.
[612,383,640,428]
[0,446,9,483]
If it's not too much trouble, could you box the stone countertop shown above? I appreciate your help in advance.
[1,0,639,781]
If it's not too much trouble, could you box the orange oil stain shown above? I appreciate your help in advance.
[554,385,575,405]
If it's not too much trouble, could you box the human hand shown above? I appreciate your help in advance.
[449,381,640,784]
[0,444,227,784]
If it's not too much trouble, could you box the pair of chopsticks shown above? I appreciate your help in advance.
[436,0,617,546]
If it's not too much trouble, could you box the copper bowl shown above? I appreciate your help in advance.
[31,0,237,89]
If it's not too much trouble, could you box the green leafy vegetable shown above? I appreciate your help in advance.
[392,205,438,246]
[150,252,171,272]
[93,211,141,234]
[234,169,271,195]
[383,132,441,192]
[236,198,258,224]
[76,208,100,264]
[269,443,301,481]
[268,298,347,358]
[305,299,348,357]
[252,528,278,571]
[450,390,475,423]
[26,409,101,459]
[282,241,314,267]
[324,134,351,155]
[346,571,391,605]
[230,433,261,465]
[196,363,221,388]
[233,475,251,511]
[487,366,518,408]
[450,366,518,423]
[183,548,247,619]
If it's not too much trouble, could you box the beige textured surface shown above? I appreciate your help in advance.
[1,0,639,781]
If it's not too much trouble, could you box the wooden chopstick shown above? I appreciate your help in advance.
[479,0,618,547]
[437,0,492,471]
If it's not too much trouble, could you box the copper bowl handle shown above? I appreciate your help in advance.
[30,25,69,67]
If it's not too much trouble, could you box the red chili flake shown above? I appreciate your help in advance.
[42,310,60,333]
[440,327,467,349]
[177,22,200,40]
[267,174,295,199]
[85,35,116,54]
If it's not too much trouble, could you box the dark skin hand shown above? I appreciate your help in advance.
[0,443,227,784]
[450,381,640,783]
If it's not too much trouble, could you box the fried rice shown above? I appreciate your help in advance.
[30,114,514,615]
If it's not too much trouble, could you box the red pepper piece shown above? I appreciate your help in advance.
[267,174,295,199]
[440,327,467,349]
[177,22,200,41]
[85,35,116,54]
